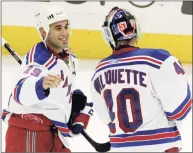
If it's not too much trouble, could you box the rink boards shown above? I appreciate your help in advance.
[2,2,192,63]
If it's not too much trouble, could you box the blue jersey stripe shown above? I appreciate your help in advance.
[48,60,57,70]
[35,78,48,100]
[15,78,28,104]
[110,127,181,148]
[100,49,170,63]
[33,42,53,65]
[51,120,68,128]
[25,42,54,67]
[110,127,178,138]
[1,116,5,121]
[70,53,77,58]
[61,133,70,137]
[1,109,10,121]
[8,93,12,106]
[91,61,160,81]
[165,84,191,117]
[177,107,192,120]
[111,136,181,148]
[26,52,29,65]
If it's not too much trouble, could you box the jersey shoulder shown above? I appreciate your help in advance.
[138,48,171,61]
[100,48,171,63]
[97,48,171,69]
[25,42,56,69]
[91,48,171,81]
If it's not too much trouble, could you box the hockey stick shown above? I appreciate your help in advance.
[2,37,22,64]
[1,37,111,152]
[81,129,111,152]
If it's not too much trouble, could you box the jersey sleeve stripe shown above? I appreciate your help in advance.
[8,93,12,107]
[176,106,192,121]
[26,52,30,65]
[1,109,10,121]
[13,78,28,105]
[165,85,192,120]
[167,99,192,120]
[29,45,36,63]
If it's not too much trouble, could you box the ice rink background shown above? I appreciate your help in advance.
[1,55,192,152]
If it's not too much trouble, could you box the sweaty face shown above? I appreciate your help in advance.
[46,20,70,52]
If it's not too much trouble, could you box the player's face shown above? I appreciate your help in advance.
[47,20,70,52]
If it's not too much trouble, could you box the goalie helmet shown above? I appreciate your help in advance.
[34,6,69,40]
[102,6,141,49]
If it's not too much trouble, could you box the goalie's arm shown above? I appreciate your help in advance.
[151,56,192,129]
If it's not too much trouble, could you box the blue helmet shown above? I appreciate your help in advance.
[102,7,141,49]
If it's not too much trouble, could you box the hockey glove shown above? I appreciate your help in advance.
[70,102,94,135]
[71,89,87,115]
[67,89,87,129]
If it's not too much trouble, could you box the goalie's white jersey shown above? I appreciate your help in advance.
[91,47,192,152]
[2,41,78,147]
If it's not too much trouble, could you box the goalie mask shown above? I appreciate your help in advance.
[102,7,141,49]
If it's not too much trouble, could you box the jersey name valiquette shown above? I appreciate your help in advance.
[93,63,147,94]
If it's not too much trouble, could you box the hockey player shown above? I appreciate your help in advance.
[91,7,192,152]
[2,6,93,152]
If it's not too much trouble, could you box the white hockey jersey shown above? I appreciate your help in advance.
[91,46,192,152]
[2,41,78,147]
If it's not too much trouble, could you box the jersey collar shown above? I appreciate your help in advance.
[112,45,140,55]
[47,45,69,60]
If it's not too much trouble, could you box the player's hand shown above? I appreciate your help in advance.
[42,74,62,90]
[70,102,94,135]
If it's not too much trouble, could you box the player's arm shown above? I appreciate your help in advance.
[151,56,192,128]
[14,63,61,106]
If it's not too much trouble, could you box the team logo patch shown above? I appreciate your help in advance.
[110,58,121,64]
